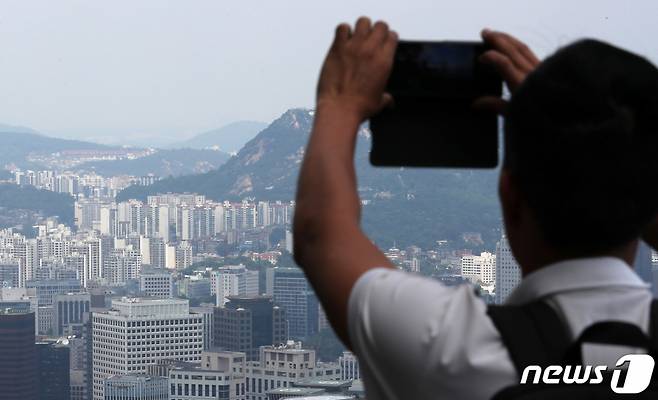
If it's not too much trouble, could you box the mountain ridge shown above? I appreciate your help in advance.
[168,121,268,153]
[77,148,231,177]
[0,129,116,168]
[118,108,502,248]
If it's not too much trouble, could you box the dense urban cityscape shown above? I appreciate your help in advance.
[3,163,654,400]
[0,158,525,400]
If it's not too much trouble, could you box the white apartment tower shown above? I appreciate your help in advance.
[460,252,496,286]
[91,298,204,400]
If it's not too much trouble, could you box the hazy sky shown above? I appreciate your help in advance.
[1,0,657,145]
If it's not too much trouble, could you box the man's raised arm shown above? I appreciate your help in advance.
[293,20,540,346]
[293,17,397,347]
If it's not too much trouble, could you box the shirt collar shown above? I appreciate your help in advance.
[506,256,650,305]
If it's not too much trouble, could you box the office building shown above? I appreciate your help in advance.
[68,330,93,400]
[168,349,247,400]
[191,305,215,350]
[53,292,92,335]
[272,267,319,339]
[0,257,22,287]
[339,351,360,381]
[0,287,38,333]
[92,298,204,400]
[212,265,259,306]
[38,304,54,334]
[139,269,173,298]
[494,235,521,304]
[244,341,341,400]
[37,339,71,400]
[214,296,288,360]
[270,379,354,399]
[71,370,89,400]
[0,310,37,400]
[103,375,168,400]
[179,276,212,299]
[26,278,82,306]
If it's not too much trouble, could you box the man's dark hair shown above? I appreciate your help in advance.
[505,39,658,254]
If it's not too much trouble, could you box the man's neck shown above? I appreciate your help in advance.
[520,240,639,277]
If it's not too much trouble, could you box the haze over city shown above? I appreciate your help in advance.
[1,0,657,145]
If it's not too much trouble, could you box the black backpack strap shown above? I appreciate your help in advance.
[488,300,571,377]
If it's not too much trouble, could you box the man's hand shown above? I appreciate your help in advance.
[475,29,540,114]
[316,17,398,122]
[643,216,658,251]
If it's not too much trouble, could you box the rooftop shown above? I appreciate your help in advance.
[293,379,353,389]
[267,387,325,396]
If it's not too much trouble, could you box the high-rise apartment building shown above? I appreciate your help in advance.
[104,248,142,285]
[91,298,204,400]
[460,252,496,286]
[149,237,167,269]
[494,235,522,304]
[176,241,193,269]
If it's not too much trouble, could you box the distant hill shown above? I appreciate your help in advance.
[169,121,267,153]
[0,123,40,135]
[77,148,231,177]
[119,109,502,249]
[0,183,74,226]
[0,128,114,168]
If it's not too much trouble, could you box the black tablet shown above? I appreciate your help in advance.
[370,41,502,168]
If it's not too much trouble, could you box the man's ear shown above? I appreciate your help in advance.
[499,169,523,229]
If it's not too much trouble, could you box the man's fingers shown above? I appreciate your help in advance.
[354,17,372,39]
[482,29,536,73]
[502,32,540,66]
[334,23,352,46]
[382,30,399,59]
[369,21,389,44]
[480,50,525,91]
[473,96,508,115]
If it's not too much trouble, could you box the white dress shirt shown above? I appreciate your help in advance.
[347,257,652,400]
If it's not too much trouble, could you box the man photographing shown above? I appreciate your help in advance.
[294,17,658,399]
